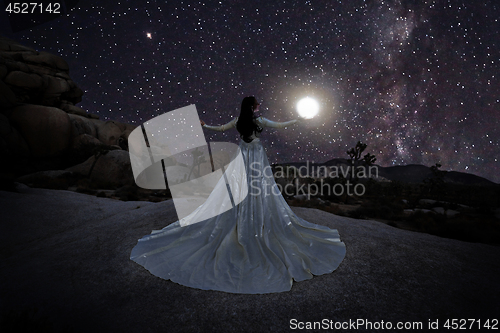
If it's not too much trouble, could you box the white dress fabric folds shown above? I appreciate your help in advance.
[130,117,346,294]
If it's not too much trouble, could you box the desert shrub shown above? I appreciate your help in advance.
[115,184,139,201]
[443,215,500,245]
[364,178,382,196]
[348,194,405,220]
[406,211,444,235]
[403,210,500,245]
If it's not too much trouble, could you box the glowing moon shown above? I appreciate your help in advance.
[297,97,319,119]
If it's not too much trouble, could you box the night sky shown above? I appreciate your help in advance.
[2,0,499,183]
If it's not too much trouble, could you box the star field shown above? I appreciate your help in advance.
[2,0,499,183]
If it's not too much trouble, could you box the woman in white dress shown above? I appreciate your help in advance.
[130,96,346,294]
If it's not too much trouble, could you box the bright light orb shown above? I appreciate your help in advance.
[297,97,319,119]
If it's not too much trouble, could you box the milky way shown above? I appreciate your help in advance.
[2,0,499,183]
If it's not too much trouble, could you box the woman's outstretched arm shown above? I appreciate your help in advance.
[200,118,238,132]
[256,117,300,129]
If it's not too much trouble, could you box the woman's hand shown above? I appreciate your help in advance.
[200,120,206,126]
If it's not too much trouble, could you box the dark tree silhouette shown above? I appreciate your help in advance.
[346,141,367,163]
[422,163,446,196]
[346,141,377,182]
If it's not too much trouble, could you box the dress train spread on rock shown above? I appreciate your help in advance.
[130,118,346,294]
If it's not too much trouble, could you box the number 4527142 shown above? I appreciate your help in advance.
[444,319,498,330]
[5,3,61,14]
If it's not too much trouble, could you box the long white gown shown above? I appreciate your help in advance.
[130,116,346,294]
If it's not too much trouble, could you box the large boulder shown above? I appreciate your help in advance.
[4,70,43,89]
[0,36,137,183]
[15,170,78,189]
[0,190,498,332]
[22,50,69,71]
[9,104,72,157]
[68,114,97,137]
[66,149,134,189]
[0,35,82,108]
[0,79,18,112]
[0,60,7,79]
[93,119,124,146]
[65,133,104,166]
[62,102,98,119]
[0,112,30,157]
[90,119,136,149]
[41,74,71,105]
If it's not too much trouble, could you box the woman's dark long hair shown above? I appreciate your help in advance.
[236,96,263,143]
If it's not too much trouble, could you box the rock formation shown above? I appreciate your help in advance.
[0,187,498,332]
[0,35,137,190]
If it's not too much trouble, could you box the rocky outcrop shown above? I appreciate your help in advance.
[0,112,30,157]
[0,37,81,110]
[15,170,77,190]
[0,188,498,332]
[66,149,135,189]
[0,35,137,190]
[9,104,72,157]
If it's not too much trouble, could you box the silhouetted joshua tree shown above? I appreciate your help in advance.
[346,141,377,183]
[346,141,367,164]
